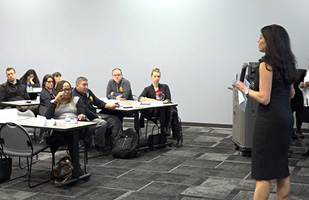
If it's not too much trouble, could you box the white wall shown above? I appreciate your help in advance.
[1,0,309,124]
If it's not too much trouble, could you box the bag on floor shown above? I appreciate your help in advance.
[170,107,183,147]
[51,156,73,187]
[112,129,139,159]
[0,148,12,183]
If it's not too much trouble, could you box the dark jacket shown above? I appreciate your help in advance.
[106,77,133,100]
[138,83,171,102]
[0,79,30,102]
[291,69,307,112]
[40,88,56,107]
[73,88,107,120]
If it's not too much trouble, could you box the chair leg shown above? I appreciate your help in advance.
[28,156,51,188]
[145,119,149,139]
[19,156,38,169]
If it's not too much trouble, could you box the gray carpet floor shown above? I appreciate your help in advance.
[1,122,309,200]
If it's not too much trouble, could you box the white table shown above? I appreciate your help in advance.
[0,100,40,107]
[103,100,178,150]
[0,117,97,188]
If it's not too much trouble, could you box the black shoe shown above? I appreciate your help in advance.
[301,149,309,156]
[296,130,305,139]
[292,132,298,139]
[95,146,109,156]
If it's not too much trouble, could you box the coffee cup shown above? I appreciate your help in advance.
[156,92,165,101]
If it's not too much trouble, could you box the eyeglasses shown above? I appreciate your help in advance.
[46,81,53,83]
[112,74,122,77]
[61,88,72,92]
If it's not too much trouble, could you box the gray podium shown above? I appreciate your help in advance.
[232,85,258,156]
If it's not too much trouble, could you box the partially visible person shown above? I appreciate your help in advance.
[20,69,40,88]
[0,67,30,103]
[299,70,309,156]
[106,68,133,100]
[138,68,182,144]
[0,67,35,112]
[73,76,122,154]
[236,24,296,200]
[52,72,62,88]
[290,69,306,139]
[40,74,56,108]
[45,80,86,155]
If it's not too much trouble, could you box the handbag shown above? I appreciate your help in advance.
[0,148,12,183]
[51,156,73,187]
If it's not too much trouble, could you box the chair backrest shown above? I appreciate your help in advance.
[17,109,35,118]
[17,110,36,134]
[0,123,33,157]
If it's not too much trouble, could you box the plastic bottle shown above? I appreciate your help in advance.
[65,114,71,123]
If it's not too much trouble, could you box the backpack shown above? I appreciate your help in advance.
[112,129,139,159]
[169,107,183,147]
[51,156,73,187]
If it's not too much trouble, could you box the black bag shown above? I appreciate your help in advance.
[112,129,139,159]
[302,107,309,123]
[0,148,12,183]
[170,107,183,147]
[51,156,73,187]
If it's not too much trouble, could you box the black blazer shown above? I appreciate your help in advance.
[291,69,307,112]
[138,83,171,102]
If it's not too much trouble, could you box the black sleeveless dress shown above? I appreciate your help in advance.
[251,64,293,180]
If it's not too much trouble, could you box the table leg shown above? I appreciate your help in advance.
[61,130,91,188]
[133,110,140,147]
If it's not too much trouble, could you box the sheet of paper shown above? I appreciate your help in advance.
[238,78,250,112]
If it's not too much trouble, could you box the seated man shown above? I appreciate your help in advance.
[106,68,133,100]
[0,67,37,113]
[73,76,122,155]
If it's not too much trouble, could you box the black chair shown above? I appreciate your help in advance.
[0,122,54,188]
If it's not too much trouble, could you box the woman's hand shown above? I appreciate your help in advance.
[29,77,34,84]
[54,91,64,102]
[299,82,305,88]
[77,114,86,121]
[235,81,248,93]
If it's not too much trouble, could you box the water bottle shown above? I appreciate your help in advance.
[65,114,71,123]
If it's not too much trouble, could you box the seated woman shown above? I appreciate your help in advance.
[138,68,182,146]
[40,74,56,110]
[45,80,86,154]
[20,69,40,88]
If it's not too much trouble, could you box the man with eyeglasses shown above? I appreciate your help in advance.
[106,68,133,100]
[73,76,122,155]
[0,67,31,108]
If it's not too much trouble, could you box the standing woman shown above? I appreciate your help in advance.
[236,24,296,199]
[20,69,40,88]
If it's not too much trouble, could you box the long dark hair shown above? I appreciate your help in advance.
[54,80,75,112]
[42,74,55,89]
[21,69,40,84]
[260,24,297,85]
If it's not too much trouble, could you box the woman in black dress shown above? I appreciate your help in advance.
[236,25,296,199]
